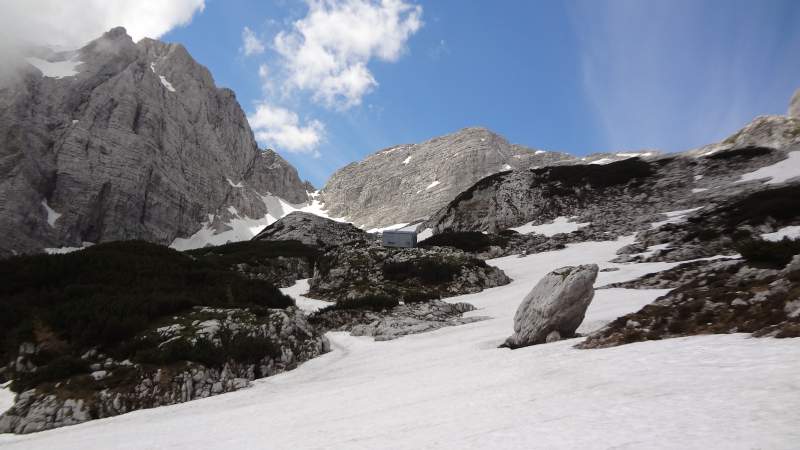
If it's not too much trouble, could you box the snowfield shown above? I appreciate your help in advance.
[510,216,590,236]
[2,237,798,449]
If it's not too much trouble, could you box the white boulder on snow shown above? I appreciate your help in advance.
[503,264,598,348]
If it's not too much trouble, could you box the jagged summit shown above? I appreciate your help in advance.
[0,27,312,257]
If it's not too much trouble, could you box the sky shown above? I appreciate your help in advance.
[2,0,800,187]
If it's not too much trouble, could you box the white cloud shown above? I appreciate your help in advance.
[241,26,265,56]
[0,0,205,49]
[273,0,422,109]
[248,103,325,156]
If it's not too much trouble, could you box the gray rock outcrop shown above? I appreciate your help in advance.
[309,243,511,301]
[253,211,371,249]
[312,300,485,341]
[503,264,598,348]
[0,27,311,257]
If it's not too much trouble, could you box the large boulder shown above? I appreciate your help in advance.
[503,264,598,348]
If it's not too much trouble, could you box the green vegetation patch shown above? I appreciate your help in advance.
[419,231,510,253]
[0,240,293,385]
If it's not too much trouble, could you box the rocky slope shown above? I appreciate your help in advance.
[579,255,800,349]
[320,92,799,232]
[0,27,311,257]
[426,118,799,236]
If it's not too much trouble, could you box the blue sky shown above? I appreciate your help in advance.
[158,0,800,187]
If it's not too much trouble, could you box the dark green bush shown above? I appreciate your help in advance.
[382,258,464,284]
[0,241,293,372]
[533,157,653,188]
[419,232,509,253]
[707,146,773,160]
[11,355,89,392]
[187,239,319,267]
[735,237,800,268]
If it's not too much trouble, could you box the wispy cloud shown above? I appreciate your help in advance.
[241,26,265,56]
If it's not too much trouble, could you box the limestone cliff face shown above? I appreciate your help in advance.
[0,27,311,256]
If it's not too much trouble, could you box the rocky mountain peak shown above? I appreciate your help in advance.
[0,27,311,256]
[319,126,571,228]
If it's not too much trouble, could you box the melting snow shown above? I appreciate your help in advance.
[737,151,800,185]
[402,156,412,165]
[691,188,709,193]
[589,158,614,165]
[534,150,546,155]
[762,225,800,242]
[426,180,441,190]
[4,237,798,449]
[41,200,61,227]
[159,75,176,92]
[226,178,244,188]
[0,382,13,416]
[280,279,330,313]
[650,207,703,229]
[26,56,82,79]
[417,228,434,242]
[510,216,590,236]
[44,242,94,255]
[501,164,512,171]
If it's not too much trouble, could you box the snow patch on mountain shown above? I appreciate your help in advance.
[762,225,800,242]
[41,200,61,227]
[738,150,800,185]
[159,75,176,92]
[650,207,704,229]
[426,180,441,190]
[510,216,590,236]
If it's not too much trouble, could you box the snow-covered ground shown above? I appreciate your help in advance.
[510,216,590,236]
[650,207,704,229]
[738,150,800,185]
[280,279,330,313]
[762,225,800,242]
[0,383,13,416]
[3,237,799,449]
